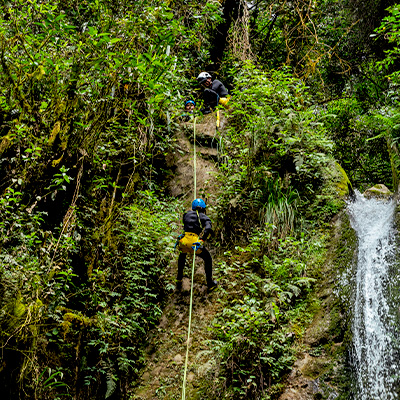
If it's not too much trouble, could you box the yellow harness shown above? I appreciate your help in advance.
[178,232,202,254]
[178,210,203,254]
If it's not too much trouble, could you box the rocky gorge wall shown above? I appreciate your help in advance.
[279,206,356,400]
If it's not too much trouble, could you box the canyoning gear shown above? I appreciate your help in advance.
[185,99,196,107]
[179,114,217,399]
[177,249,213,282]
[180,112,216,400]
[176,206,215,285]
[183,210,213,240]
[174,233,185,249]
[219,95,230,108]
[192,198,206,211]
[178,232,203,254]
[192,239,204,251]
[197,71,212,84]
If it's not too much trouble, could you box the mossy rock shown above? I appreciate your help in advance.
[333,162,354,197]
[363,183,393,199]
[300,354,332,379]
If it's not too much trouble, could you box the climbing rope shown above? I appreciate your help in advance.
[193,116,197,200]
[181,116,198,400]
[214,109,223,163]
[181,248,196,399]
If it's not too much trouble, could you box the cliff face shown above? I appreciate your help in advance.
[166,113,224,205]
[132,115,358,399]
[2,2,398,397]
[132,112,223,399]
[279,210,356,400]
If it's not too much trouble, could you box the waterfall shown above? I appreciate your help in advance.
[347,191,399,399]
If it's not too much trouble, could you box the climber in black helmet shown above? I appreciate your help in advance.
[197,72,229,114]
[175,198,218,291]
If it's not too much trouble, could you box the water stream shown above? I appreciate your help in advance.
[347,191,399,399]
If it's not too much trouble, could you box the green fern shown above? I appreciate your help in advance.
[105,371,117,399]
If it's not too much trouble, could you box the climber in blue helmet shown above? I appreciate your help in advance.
[184,99,195,112]
[174,198,218,291]
[181,99,196,122]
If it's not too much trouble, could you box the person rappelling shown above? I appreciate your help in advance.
[197,72,230,114]
[175,198,218,291]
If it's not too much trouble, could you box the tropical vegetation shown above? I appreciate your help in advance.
[1,0,400,399]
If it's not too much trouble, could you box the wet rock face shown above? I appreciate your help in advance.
[363,184,393,199]
[278,354,339,399]
[165,112,224,206]
[279,211,356,400]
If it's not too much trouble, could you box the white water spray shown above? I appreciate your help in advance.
[347,191,398,399]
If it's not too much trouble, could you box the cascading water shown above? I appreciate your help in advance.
[347,190,399,399]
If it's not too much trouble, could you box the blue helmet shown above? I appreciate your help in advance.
[185,99,196,107]
[192,198,206,210]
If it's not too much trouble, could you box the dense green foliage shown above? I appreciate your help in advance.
[0,188,180,399]
[215,63,335,243]
[1,0,400,399]
[197,62,338,399]
[205,233,320,399]
[0,0,218,398]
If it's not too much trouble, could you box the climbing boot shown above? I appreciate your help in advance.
[207,280,218,291]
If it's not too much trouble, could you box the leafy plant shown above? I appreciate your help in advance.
[0,0,224,397]
[204,231,320,399]
[35,368,71,400]
[215,62,333,243]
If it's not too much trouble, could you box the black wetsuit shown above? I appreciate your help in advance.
[177,210,214,285]
[203,79,229,110]
[182,210,212,239]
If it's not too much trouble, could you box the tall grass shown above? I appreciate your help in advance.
[260,179,300,244]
